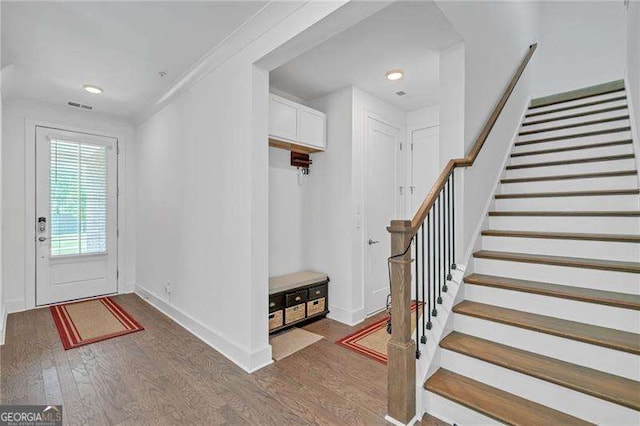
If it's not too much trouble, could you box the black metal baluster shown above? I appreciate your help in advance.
[441,187,446,296]
[414,228,420,358]
[446,177,453,283]
[433,199,439,314]
[436,192,442,305]
[426,211,432,329]
[420,223,427,343]
[452,170,457,270]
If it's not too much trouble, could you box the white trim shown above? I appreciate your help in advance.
[622,75,640,186]
[0,304,6,345]
[4,299,25,314]
[327,304,365,327]
[24,120,126,310]
[462,99,531,263]
[384,414,419,426]
[135,284,273,373]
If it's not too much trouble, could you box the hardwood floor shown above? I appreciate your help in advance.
[0,293,445,425]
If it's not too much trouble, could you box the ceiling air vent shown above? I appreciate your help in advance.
[395,91,406,96]
[68,101,93,110]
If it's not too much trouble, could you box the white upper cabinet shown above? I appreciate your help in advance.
[269,94,326,151]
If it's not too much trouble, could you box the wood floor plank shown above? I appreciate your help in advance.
[453,301,640,354]
[464,273,640,310]
[473,250,640,273]
[424,369,592,425]
[440,332,640,410]
[0,293,393,425]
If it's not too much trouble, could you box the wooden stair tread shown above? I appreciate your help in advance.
[525,96,626,118]
[515,127,631,146]
[519,115,629,136]
[481,229,640,243]
[453,301,640,354]
[473,250,640,274]
[440,332,640,411]
[501,170,638,184]
[505,154,635,169]
[488,210,640,217]
[495,188,640,198]
[530,81,625,109]
[523,105,628,125]
[464,273,640,310]
[510,139,633,157]
[424,369,592,426]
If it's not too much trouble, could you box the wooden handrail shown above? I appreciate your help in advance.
[410,43,538,231]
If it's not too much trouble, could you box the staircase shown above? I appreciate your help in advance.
[423,83,640,424]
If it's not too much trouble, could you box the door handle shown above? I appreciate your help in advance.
[38,236,47,242]
[368,239,380,245]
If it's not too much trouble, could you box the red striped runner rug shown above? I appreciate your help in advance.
[50,297,144,350]
[336,302,422,364]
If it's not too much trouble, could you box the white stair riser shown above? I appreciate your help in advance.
[487,215,640,234]
[517,119,630,143]
[473,258,640,294]
[453,314,640,380]
[529,92,627,113]
[464,284,640,332]
[481,235,640,262]
[509,143,633,165]
[499,175,639,193]
[494,194,640,211]
[514,130,632,152]
[504,158,636,179]
[440,349,640,425]
[522,109,629,132]
[524,99,628,122]
[423,391,501,426]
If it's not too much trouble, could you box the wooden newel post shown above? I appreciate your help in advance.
[386,219,416,425]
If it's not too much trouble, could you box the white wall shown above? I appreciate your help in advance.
[1,99,136,313]
[134,2,347,373]
[626,1,640,165]
[534,1,626,97]
[268,147,305,277]
[304,86,356,323]
[435,0,539,259]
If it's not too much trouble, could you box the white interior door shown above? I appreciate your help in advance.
[35,126,118,305]
[410,126,440,215]
[365,116,402,316]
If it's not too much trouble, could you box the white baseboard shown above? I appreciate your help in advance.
[5,299,25,314]
[135,284,273,374]
[327,304,365,326]
[384,414,419,426]
[0,304,6,346]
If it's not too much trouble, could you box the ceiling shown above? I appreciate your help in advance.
[270,1,462,112]
[1,1,267,119]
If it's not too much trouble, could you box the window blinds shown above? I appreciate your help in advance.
[50,139,108,256]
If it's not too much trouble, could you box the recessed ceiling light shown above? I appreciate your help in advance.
[385,69,404,81]
[83,85,103,94]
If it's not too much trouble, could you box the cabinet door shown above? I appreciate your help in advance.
[299,106,326,150]
[269,95,299,142]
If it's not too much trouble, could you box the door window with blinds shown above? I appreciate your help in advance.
[49,138,109,256]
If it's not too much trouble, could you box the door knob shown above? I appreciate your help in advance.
[38,236,47,242]
[368,239,380,245]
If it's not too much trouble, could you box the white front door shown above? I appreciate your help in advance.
[365,116,402,316]
[410,126,440,215]
[35,126,118,305]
